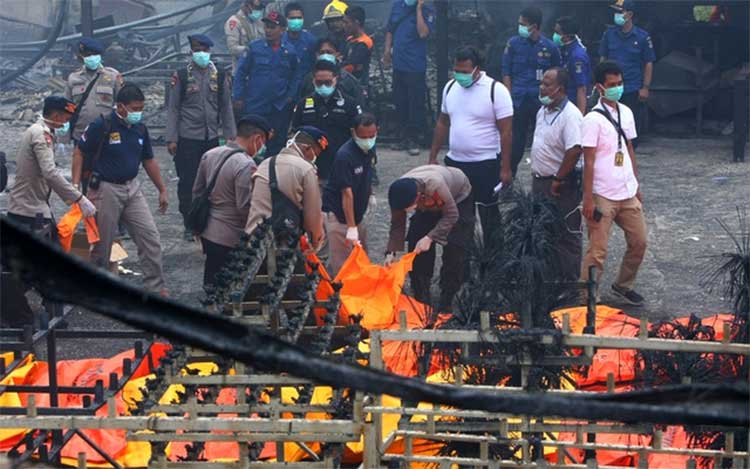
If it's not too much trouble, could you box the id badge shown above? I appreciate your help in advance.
[536,69,543,81]
[615,151,624,167]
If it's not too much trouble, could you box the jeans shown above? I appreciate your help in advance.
[510,95,541,176]
[392,69,427,144]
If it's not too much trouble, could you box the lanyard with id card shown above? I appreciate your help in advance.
[592,106,628,167]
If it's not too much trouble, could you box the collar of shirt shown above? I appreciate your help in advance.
[596,98,620,116]
[38,118,54,135]
[544,97,568,114]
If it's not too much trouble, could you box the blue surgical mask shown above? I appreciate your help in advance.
[315,84,335,98]
[83,54,102,70]
[518,24,531,38]
[354,135,376,152]
[288,18,304,32]
[125,111,143,125]
[553,32,563,46]
[192,51,211,68]
[404,0,417,6]
[602,84,624,102]
[454,67,477,88]
[614,12,627,26]
[55,121,70,137]
[249,9,263,21]
[318,53,337,64]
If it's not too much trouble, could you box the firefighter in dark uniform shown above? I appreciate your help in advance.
[291,59,361,182]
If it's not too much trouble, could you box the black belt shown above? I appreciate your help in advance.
[102,177,133,185]
[533,173,555,180]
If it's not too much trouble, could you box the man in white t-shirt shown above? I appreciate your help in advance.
[530,67,583,281]
[581,60,647,306]
[428,45,513,240]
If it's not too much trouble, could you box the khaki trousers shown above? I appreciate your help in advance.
[88,180,165,292]
[581,194,647,292]
[324,212,368,277]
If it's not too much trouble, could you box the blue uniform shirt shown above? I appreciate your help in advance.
[78,111,153,182]
[232,38,302,115]
[502,34,561,106]
[387,0,435,73]
[284,30,317,79]
[598,25,655,93]
[322,139,373,225]
[561,39,592,103]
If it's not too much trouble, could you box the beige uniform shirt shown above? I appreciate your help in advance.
[245,146,323,244]
[166,62,236,143]
[387,165,472,252]
[225,10,264,71]
[8,120,82,218]
[193,143,256,248]
[64,65,122,140]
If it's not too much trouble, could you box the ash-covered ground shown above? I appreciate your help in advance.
[0,117,748,359]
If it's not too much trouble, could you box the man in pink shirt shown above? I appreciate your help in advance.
[580,60,647,306]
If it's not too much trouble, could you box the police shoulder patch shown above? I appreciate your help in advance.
[171,73,178,87]
[575,61,583,74]
[229,19,237,30]
[44,133,53,146]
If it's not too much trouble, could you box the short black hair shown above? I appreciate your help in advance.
[313,59,338,75]
[520,6,542,28]
[556,16,579,35]
[454,45,483,68]
[353,112,377,129]
[238,121,268,138]
[315,37,339,53]
[594,60,623,85]
[285,2,304,16]
[116,83,145,104]
[345,6,365,26]
[548,66,569,90]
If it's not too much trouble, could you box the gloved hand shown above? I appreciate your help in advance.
[413,235,433,254]
[367,194,377,213]
[345,226,359,245]
[384,252,396,266]
[78,195,97,218]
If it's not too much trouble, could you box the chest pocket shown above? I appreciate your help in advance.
[95,86,114,106]
[536,49,553,69]
[71,84,87,99]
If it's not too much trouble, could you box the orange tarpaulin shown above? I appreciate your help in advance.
[334,245,416,329]
[57,203,100,252]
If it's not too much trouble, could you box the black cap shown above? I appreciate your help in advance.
[43,96,77,115]
[388,178,418,210]
[79,37,104,54]
[238,114,273,139]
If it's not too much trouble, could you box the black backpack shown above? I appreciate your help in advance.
[185,149,245,234]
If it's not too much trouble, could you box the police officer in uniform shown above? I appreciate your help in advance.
[232,11,302,156]
[8,96,96,233]
[225,0,266,73]
[300,38,366,109]
[599,0,655,146]
[502,6,561,177]
[245,126,328,251]
[291,59,361,182]
[72,84,169,296]
[167,34,236,240]
[64,37,122,144]
[554,16,592,115]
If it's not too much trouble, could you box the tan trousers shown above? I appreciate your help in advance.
[88,180,165,292]
[581,194,647,292]
[324,212,368,277]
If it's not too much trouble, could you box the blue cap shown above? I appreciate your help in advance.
[610,0,635,12]
[388,178,418,210]
[238,114,272,138]
[187,34,214,48]
[43,95,77,115]
[297,126,329,150]
[79,37,104,54]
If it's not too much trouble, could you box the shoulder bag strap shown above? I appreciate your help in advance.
[592,108,628,146]
[69,72,101,131]
[206,149,246,194]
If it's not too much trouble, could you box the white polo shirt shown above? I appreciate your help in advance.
[581,99,639,201]
[441,72,514,163]
[530,99,583,177]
